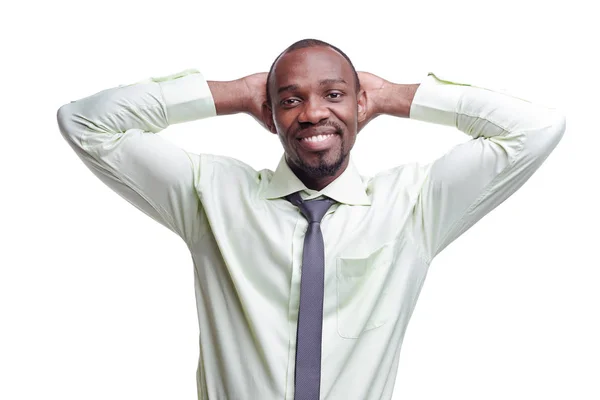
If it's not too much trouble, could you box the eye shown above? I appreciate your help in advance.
[326,92,344,100]
[280,98,300,107]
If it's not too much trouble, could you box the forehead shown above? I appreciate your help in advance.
[271,46,354,92]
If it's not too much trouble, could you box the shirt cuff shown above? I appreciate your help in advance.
[135,69,217,125]
[409,72,472,127]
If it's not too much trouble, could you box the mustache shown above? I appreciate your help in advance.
[293,121,344,137]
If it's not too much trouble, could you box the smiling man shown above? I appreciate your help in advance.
[266,44,364,188]
[57,39,566,399]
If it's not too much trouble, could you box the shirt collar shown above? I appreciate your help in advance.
[260,153,371,206]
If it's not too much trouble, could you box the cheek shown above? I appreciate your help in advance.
[273,112,290,130]
[335,103,358,124]
[274,114,298,138]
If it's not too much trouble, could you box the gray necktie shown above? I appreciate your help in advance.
[285,191,337,400]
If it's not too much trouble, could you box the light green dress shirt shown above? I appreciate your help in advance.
[57,69,566,399]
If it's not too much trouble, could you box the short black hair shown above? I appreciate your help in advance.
[266,38,360,107]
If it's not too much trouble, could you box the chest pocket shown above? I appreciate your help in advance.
[336,242,394,339]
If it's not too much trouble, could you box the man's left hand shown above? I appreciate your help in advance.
[357,72,419,131]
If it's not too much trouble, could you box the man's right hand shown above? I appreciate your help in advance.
[208,73,271,132]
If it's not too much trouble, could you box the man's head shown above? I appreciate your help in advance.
[263,39,366,189]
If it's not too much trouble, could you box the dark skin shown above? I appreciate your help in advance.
[265,47,366,189]
[208,45,419,191]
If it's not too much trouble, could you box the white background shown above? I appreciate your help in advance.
[1,0,598,399]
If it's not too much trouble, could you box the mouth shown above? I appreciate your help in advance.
[295,124,342,152]
[297,132,339,152]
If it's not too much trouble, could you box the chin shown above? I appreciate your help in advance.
[299,152,347,178]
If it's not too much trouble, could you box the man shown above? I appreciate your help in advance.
[57,39,566,399]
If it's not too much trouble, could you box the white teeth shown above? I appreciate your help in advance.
[301,134,334,143]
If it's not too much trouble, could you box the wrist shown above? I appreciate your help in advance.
[381,83,419,118]
[208,79,249,115]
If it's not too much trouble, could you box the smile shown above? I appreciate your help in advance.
[297,133,339,152]
[300,134,335,143]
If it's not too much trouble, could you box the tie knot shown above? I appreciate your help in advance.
[285,192,336,223]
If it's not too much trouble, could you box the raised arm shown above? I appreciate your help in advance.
[56,69,264,244]
[360,72,566,263]
[413,74,565,262]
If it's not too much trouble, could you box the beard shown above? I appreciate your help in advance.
[291,120,348,178]
[296,145,348,178]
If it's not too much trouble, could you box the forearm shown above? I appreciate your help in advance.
[379,83,420,118]
[208,79,249,116]
[410,73,565,148]
[58,70,215,146]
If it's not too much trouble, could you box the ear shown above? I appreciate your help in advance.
[262,102,277,134]
[357,89,368,125]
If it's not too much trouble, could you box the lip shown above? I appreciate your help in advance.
[297,132,339,152]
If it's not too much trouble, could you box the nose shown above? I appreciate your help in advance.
[298,97,330,125]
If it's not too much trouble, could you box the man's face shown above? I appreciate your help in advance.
[267,46,365,181]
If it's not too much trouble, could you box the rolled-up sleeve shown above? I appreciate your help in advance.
[410,73,566,263]
[56,69,216,243]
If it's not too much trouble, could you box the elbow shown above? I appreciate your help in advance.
[527,110,566,161]
[553,112,567,141]
[57,104,71,136]
[56,103,79,146]
[57,101,72,124]
[544,111,567,152]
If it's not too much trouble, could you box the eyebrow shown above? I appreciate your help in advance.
[276,78,348,95]
[277,84,298,95]
[319,78,347,86]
